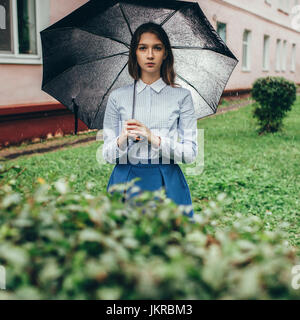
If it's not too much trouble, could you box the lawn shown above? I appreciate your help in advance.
[2,96,300,255]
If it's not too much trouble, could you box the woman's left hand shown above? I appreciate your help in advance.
[125,119,160,147]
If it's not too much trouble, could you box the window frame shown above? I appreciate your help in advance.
[290,43,296,72]
[281,39,287,72]
[263,34,270,71]
[275,38,282,72]
[0,0,46,65]
[216,21,227,44]
[242,29,251,72]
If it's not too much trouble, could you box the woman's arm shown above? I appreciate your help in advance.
[102,92,129,164]
[156,91,198,164]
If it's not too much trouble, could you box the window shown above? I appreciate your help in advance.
[291,43,296,72]
[0,0,12,52]
[217,21,226,43]
[276,39,281,71]
[242,30,251,71]
[0,0,50,64]
[17,0,37,54]
[263,35,270,71]
[281,40,287,71]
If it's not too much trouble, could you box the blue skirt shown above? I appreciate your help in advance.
[106,157,194,217]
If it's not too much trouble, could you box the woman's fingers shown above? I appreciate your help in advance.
[127,131,138,139]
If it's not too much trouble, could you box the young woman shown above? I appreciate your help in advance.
[102,22,198,217]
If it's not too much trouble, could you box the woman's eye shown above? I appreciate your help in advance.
[138,46,162,50]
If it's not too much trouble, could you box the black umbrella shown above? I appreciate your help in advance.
[40,0,238,133]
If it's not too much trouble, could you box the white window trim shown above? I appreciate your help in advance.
[242,30,251,72]
[0,0,49,65]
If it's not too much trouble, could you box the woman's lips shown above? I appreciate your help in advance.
[146,63,155,66]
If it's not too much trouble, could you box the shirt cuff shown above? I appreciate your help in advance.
[115,135,129,155]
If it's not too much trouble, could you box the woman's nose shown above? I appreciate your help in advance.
[147,49,154,58]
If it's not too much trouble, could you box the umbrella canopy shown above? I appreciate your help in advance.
[40,0,238,131]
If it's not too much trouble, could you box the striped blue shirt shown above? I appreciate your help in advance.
[102,77,198,164]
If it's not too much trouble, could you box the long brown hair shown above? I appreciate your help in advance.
[128,22,180,88]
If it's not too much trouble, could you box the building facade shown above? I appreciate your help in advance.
[201,0,300,91]
[0,0,299,146]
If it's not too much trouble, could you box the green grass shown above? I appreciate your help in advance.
[2,96,300,255]
[187,95,300,252]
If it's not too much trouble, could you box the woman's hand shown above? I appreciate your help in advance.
[125,119,161,148]
[117,119,142,149]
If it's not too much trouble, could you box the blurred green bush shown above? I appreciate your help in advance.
[0,164,299,299]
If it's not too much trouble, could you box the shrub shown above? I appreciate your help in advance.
[0,164,299,299]
[251,76,297,134]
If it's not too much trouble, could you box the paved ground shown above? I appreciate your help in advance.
[0,98,254,161]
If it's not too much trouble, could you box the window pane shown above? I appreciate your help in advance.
[17,0,37,54]
[282,40,287,71]
[242,43,247,68]
[291,43,296,71]
[0,0,12,52]
[276,39,281,71]
[217,22,226,43]
[242,31,250,69]
[263,35,270,70]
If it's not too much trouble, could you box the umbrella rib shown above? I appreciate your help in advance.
[42,26,131,49]
[176,73,216,114]
[119,3,133,37]
[160,8,179,26]
[43,52,129,88]
[78,27,131,49]
[160,3,193,27]
[91,61,129,128]
[75,51,129,66]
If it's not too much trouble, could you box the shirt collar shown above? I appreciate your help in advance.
[136,77,167,94]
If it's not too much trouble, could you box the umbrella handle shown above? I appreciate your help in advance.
[72,98,79,135]
[132,79,140,143]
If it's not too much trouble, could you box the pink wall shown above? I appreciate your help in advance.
[0,64,48,105]
[49,0,89,25]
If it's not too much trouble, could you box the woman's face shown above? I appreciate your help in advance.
[136,32,167,77]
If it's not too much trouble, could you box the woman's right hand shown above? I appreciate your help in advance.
[117,121,139,148]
